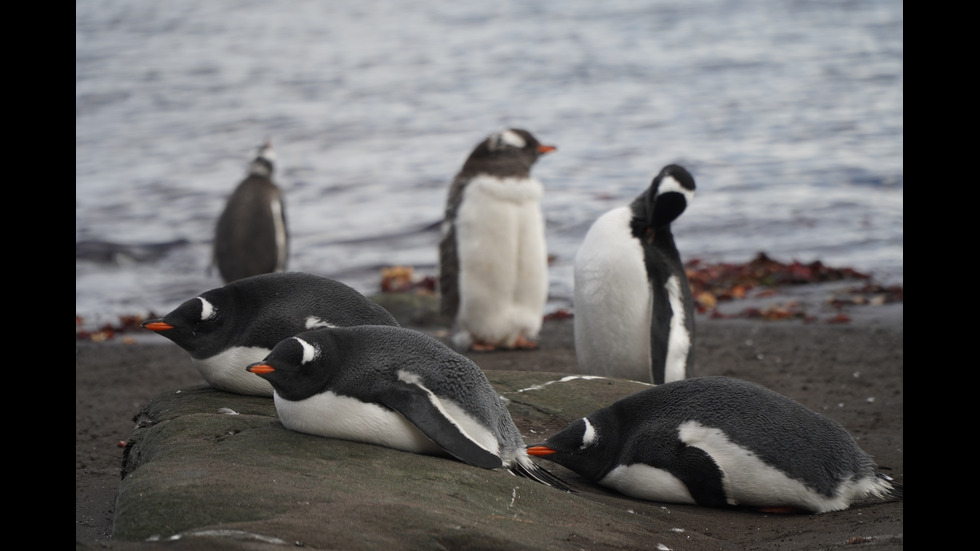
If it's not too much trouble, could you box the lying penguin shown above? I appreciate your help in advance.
[246,324,569,491]
[141,272,399,397]
[527,376,902,513]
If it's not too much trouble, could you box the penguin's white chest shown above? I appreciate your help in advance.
[454,175,546,278]
[453,175,548,344]
[195,346,274,397]
[602,463,698,505]
[273,390,445,456]
[573,206,652,381]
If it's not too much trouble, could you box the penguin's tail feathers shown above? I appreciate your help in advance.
[876,471,903,502]
[510,454,574,493]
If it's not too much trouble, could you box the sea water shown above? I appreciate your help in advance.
[76,0,903,328]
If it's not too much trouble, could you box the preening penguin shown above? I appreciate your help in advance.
[528,376,903,513]
[213,140,288,283]
[573,164,696,383]
[438,128,556,352]
[140,272,399,397]
[246,324,569,491]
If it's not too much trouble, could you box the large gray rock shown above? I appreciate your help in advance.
[96,314,903,551]
[116,372,730,550]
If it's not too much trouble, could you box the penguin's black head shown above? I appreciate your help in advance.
[527,416,614,481]
[247,140,276,178]
[246,333,334,401]
[140,294,228,358]
[462,128,556,177]
[636,164,696,230]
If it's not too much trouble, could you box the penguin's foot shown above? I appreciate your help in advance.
[470,340,499,352]
[512,335,539,350]
[469,335,539,352]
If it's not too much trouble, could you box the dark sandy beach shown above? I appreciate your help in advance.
[76,298,902,550]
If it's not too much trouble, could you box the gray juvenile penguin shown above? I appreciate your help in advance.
[438,128,556,351]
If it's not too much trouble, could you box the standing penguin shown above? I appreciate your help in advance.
[140,272,399,397]
[438,128,556,352]
[574,164,696,384]
[527,376,903,513]
[246,324,569,491]
[213,140,288,283]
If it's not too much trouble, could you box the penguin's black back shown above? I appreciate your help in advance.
[172,273,399,359]
[214,173,287,283]
[289,326,513,432]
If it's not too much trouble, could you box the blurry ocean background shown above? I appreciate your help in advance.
[76,0,903,330]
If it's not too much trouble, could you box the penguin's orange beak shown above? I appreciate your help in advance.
[538,144,557,154]
[141,321,173,331]
[247,364,276,375]
[526,446,557,456]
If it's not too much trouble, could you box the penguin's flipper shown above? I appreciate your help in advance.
[379,378,504,470]
[438,175,468,320]
[437,226,460,319]
[674,445,733,508]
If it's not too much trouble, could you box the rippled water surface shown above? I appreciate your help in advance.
[76,0,903,327]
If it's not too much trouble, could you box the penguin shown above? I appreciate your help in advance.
[213,140,288,283]
[246,324,569,491]
[140,272,399,397]
[438,128,556,352]
[573,164,697,384]
[527,376,903,513]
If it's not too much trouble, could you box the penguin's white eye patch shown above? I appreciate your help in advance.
[294,337,320,364]
[492,130,526,150]
[656,175,696,203]
[259,146,276,163]
[580,418,597,449]
[197,297,217,321]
